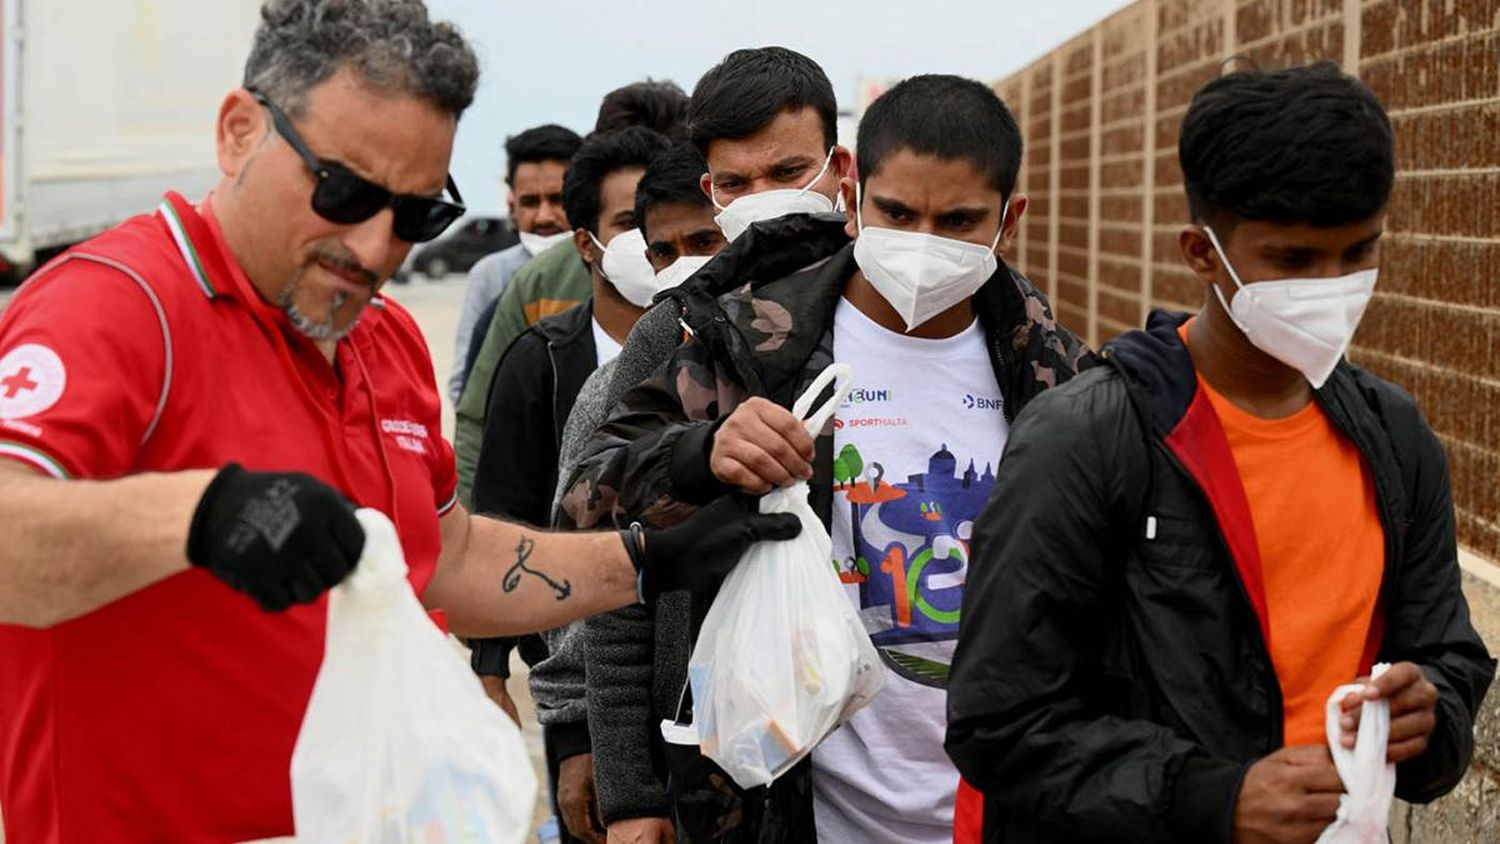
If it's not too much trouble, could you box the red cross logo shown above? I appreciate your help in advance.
[1,366,38,399]
[0,345,66,420]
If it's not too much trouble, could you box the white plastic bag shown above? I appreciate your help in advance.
[687,364,885,789]
[291,509,537,844]
[1316,662,1396,843]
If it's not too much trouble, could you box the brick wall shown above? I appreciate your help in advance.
[994,0,1500,837]
[999,0,1499,565]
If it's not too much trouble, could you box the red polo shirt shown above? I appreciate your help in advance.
[0,193,458,842]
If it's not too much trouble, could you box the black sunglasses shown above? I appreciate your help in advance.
[250,90,465,243]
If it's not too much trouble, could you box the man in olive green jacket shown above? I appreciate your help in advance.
[454,239,591,503]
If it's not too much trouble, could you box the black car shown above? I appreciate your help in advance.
[397,216,518,282]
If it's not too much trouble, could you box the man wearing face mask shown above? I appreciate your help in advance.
[695,47,851,243]
[454,80,691,505]
[448,124,582,402]
[946,63,1494,844]
[470,126,673,844]
[561,46,856,535]
[562,74,1089,844]
[556,46,851,844]
[470,140,725,844]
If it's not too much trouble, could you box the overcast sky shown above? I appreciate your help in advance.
[424,0,1132,217]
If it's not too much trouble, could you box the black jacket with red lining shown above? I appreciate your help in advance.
[946,309,1494,843]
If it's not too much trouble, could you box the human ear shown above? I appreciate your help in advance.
[830,145,854,180]
[999,194,1029,254]
[1179,225,1219,284]
[215,89,266,180]
[840,177,858,239]
[574,228,599,266]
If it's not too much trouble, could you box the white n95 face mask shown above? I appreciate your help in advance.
[655,254,714,293]
[591,228,659,308]
[710,148,837,242]
[852,185,1007,332]
[1203,226,1378,389]
[518,229,572,257]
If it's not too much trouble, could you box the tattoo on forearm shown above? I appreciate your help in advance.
[502,535,572,600]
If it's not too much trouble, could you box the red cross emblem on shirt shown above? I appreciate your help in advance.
[1,366,38,399]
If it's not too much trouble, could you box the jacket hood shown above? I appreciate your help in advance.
[1101,310,1199,437]
[658,212,852,306]
[656,213,853,399]
[531,297,595,346]
[1104,309,1369,439]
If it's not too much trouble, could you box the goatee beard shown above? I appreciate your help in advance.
[280,289,358,342]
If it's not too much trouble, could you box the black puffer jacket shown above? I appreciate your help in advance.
[946,310,1495,843]
[474,299,599,525]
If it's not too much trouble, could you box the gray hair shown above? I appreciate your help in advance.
[244,0,479,119]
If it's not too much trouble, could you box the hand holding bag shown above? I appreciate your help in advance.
[687,364,885,789]
[1316,662,1397,843]
[291,509,537,843]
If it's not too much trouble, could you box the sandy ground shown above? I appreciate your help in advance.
[0,272,552,842]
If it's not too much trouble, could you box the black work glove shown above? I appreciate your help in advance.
[186,463,365,611]
[621,494,801,602]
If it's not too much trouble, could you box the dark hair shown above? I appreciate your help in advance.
[1179,61,1394,228]
[856,74,1023,198]
[504,124,583,186]
[595,79,690,142]
[633,145,712,241]
[687,47,837,156]
[245,0,478,119]
[562,127,673,234]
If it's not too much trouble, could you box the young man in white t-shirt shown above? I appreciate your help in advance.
[563,73,1093,842]
[802,74,1039,844]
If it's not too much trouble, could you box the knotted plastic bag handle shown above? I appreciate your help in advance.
[1324,662,1392,788]
[792,364,855,438]
[1315,662,1395,843]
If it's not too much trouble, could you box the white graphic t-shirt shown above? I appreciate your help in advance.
[811,297,1009,844]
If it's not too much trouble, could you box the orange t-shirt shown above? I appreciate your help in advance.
[1182,323,1384,746]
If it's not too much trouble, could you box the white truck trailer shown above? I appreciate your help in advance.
[0,0,262,279]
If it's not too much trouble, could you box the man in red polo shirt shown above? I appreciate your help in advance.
[0,2,795,842]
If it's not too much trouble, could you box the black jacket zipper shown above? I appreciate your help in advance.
[1103,347,1285,752]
